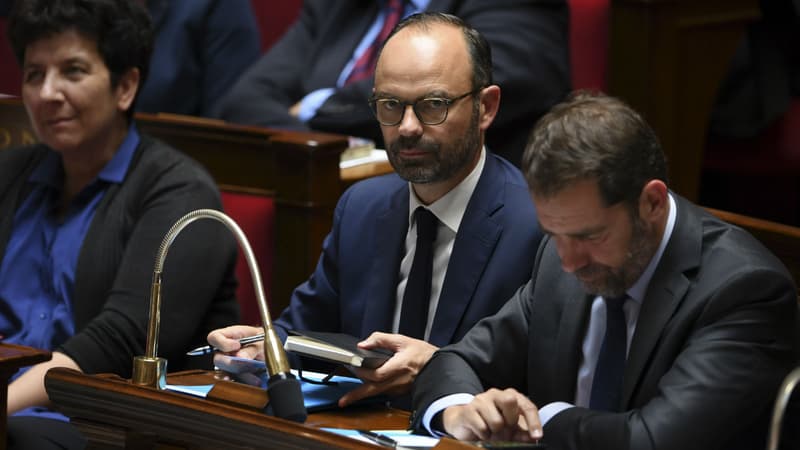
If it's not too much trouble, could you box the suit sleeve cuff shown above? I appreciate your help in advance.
[422,393,475,436]
[538,401,574,425]
[298,88,335,122]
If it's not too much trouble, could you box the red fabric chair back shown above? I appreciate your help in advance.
[220,190,276,325]
[568,0,609,91]
[0,18,22,97]
[249,0,302,52]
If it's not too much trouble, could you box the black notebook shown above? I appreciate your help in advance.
[284,331,393,369]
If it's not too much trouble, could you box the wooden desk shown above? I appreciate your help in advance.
[0,344,51,450]
[44,368,473,449]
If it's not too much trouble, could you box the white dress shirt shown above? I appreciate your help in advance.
[392,148,487,341]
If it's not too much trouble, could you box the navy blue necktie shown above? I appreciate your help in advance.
[399,207,438,339]
[589,295,628,412]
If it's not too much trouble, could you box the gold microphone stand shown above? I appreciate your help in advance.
[131,209,306,422]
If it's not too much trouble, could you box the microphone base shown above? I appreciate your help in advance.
[265,372,307,423]
[132,356,167,389]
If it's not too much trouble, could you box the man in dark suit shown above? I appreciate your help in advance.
[412,92,800,449]
[213,0,569,167]
[208,13,542,408]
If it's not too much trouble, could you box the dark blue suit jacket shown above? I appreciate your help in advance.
[137,0,261,117]
[274,152,542,348]
[214,0,570,166]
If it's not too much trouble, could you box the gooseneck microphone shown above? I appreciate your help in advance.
[767,366,800,450]
[131,209,307,423]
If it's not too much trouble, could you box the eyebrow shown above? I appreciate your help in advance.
[539,223,606,239]
[372,89,454,101]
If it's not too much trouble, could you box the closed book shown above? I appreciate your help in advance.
[284,331,393,369]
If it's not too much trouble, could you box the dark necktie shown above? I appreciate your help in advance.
[344,0,404,85]
[399,207,438,339]
[589,295,628,412]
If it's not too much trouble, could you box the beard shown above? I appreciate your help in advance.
[574,215,659,298]
[386,104,481,184]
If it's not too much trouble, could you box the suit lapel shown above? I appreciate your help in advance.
[623,195,702,405]
[361,184,409,337]
[429,156,503,346]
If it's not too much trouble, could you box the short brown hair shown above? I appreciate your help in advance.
[522,91,667,208]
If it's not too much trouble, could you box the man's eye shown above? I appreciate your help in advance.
[380,99,401,111]
[422,98,447,110]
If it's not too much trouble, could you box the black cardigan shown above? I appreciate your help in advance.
[0,134,239,376]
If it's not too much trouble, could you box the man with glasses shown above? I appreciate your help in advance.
[207,13,542,408]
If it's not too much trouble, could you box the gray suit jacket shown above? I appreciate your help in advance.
[413,195,800,450]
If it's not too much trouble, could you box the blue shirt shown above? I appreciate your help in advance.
[0,125,139,420]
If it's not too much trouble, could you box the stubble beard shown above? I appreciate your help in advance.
[387,104,481,184]
[576,216,659,298]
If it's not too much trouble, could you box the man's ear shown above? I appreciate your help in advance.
[638,179,668,222]
[115,67,140,113]
[478,85,501,132]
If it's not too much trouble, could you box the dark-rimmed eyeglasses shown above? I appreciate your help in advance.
[368,88,482,126]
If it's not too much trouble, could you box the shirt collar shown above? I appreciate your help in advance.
[407,146,486,234]
[28,124,140,188]
[626,193,677,304]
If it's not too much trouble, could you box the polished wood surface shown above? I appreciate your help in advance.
[0,344,51,450]
[609,0,760,201]
[44,368,476,450]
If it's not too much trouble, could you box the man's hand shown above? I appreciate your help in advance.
[338,331,437,407]
[442,388,543,442]
[289,101,301,118]
[207,325,265,360]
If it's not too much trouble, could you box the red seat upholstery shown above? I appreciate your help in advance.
[568,0,609,91]
[0,18,22,97]
[249,0,302,52]
[702,99,800,226]
[220,190,275,325]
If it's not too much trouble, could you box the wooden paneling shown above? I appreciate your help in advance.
[609,0,761,201]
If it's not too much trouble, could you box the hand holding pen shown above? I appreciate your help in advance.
[186,333,265,356]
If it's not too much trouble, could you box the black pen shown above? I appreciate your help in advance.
[185,333,265,356]
[357,430,397,448]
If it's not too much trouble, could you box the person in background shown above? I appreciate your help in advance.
[0,0,262,117]
[2,1,239,447]
[136,0,261,117]
[213,0,570,167]
[208,13,543,409]
[410,91,800,450]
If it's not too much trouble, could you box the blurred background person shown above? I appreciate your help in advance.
[2,1,239,448]
[0,0,262,117]
[136,0,261,117]
[214,0,570,167]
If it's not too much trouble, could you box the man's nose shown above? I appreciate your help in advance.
[397,105,423,137]
[558,239,589,274]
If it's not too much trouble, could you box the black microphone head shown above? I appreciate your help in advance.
[265,372,307,423]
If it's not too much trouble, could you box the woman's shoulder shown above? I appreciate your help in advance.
[0,144,49,178]
[130,133,217,186]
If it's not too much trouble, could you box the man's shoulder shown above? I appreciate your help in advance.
[680,199,794,285]
[342,172,407,202]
